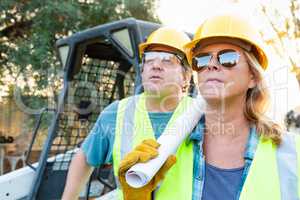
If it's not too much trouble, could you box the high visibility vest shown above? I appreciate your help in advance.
[113,93,194,200]
[113,94,300,200]
[240,133,300,200]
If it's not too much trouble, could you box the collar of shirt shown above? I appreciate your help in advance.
[188,115,205,142]
[187,115,258,157]
[187,115,259,200]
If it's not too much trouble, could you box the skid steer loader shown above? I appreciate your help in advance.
[0,18,163,200]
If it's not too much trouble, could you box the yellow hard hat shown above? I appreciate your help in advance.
[139,27,191,56]
[185,14,268,70]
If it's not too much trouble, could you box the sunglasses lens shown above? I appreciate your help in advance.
[218,51,239,68]
[192,54,212,71]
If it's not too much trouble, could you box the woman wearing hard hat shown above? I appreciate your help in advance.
[117,14,300,200]
[183,14,300,200]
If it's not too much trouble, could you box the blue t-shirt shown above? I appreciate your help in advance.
[202,162,244,200]
[81,101,173,166]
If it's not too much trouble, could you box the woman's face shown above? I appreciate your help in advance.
[193,42,256,104]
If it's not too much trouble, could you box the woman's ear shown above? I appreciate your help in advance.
[248,69,257,89]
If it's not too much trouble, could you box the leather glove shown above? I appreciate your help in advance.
[118,139,177,200]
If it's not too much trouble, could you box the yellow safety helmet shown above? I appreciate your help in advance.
[139,27,191,56]
[185,14,268,70]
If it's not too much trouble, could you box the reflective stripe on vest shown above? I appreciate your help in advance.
[277,133,299,200]
[240,133,300,200]
[120,95,139,159]
[113,96,139,194]
[113,93,194,200]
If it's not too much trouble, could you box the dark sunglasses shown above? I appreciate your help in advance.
[192,49,240,72]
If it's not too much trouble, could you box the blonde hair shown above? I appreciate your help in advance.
[244,51,282,145]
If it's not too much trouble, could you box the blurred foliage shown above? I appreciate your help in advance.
[259,0,300,82]
[256,0,300,128]
[0,0,160,130]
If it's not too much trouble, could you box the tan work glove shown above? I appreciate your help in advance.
[118,139,177,200]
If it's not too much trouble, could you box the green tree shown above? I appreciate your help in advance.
[259,0,300,85]
[0,0,160,101]
[0,0,160,131]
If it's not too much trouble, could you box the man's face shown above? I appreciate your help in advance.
[141,45,186,98]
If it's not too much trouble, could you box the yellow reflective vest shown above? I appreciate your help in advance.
[112,93,300,200]
[113,93,194,200]
[240,134,300,200]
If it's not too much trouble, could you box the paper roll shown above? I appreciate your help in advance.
[125,95,206,188]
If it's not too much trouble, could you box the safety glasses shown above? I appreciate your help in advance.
[142,51,183,67]
[192,49,240,72]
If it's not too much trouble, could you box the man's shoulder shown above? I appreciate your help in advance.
[102,100,119,113]
[96,100,120,126]
[101,94,139,114]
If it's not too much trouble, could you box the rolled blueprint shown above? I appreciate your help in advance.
[125,95,206,188]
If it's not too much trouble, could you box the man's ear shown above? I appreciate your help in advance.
[140,63,144,73]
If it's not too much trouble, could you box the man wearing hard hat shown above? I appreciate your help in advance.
[62,27,193,200]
